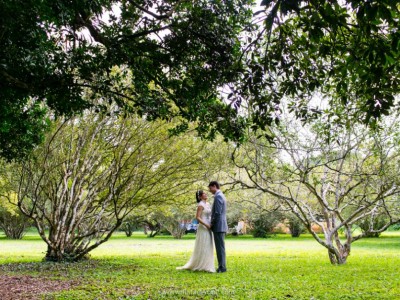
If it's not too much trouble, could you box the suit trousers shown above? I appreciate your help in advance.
[213,232,226,271]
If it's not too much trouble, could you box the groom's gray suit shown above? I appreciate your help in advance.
[211,190,228,272]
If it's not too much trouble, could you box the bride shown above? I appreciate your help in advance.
[177,190,215,273]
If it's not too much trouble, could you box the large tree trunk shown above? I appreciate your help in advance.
[45,246,71,262]
[44,234,86,262]
[40,219,122,262]
[44,229,119,262]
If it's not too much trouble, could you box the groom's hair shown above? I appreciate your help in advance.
[208,181,220,189]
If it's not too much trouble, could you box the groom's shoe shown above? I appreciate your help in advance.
[217,269,227,273]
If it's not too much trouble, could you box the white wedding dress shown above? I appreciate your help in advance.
[177,200,215,272]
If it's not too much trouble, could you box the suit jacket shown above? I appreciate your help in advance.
[211,190,228,233]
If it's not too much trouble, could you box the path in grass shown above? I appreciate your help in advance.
[0,232,400,299]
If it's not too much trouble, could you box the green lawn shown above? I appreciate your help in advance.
[1,230,400,299]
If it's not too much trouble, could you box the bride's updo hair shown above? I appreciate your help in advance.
[195,190,204,203]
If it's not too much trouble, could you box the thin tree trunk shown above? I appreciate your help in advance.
[326,231,351,265]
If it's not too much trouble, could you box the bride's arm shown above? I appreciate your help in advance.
[196,206,211,229]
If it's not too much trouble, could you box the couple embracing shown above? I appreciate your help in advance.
[177,181,227,273]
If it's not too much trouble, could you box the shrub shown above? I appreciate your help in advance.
[286,215,306,238]
[251,211,283,238]
[357,216,388,238]
[0,208,31,239]
[389,223,400,231]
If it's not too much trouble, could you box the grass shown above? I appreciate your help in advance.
[1,230,400,299]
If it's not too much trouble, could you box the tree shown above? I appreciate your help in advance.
[120,215,143,237]
[0,163,31,239]
[0,0,254,161]
[148,195,197,239]
[0,208,31,240]
[223,187,281,233]
[143,217,162,238]
[158,208,191,239]
[231,0,400,136]
[139,207,189,238]
[2,109,221,261]
[233,116,400,264]
[0,192,31,240]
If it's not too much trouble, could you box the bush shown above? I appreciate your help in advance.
[357,216,388,237]
[286,215,305,238]
[389,223,400,231]
[252,227,268,238]
[251,211,283,238]
[0,208,31,239]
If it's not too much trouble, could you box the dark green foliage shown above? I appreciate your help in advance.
[4,0,399,161]
[252,227,268,238]
[239,0,400,137]
[390,223,400,231]
[0,101,49,161]
[0,0,253,160]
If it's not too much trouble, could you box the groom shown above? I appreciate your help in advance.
[209,181,228,273]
